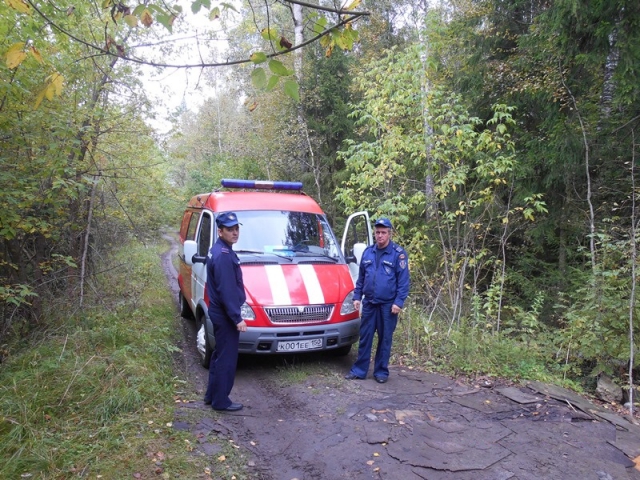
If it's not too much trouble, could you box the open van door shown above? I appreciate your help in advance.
[340,212,373,285]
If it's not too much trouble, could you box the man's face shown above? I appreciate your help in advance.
[219,224,240,245]
[374,226,391,248]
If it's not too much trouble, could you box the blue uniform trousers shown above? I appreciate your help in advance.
[349,301,398,379]
[204,312,240,410]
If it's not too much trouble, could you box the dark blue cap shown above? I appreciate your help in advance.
[375,218,393,229]
[216,212,240,228]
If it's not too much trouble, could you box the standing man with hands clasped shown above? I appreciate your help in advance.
[345,218,410,384]
[204,212,247,412]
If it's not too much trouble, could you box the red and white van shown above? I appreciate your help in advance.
[178,179,372,367]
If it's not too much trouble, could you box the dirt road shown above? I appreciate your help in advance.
[161,237,640,480]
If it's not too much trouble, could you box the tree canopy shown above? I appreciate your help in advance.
[3,0,640,392]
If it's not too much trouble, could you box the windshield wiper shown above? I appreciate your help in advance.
[235,249,265,255]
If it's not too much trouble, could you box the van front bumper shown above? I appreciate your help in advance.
[237,318,360,354]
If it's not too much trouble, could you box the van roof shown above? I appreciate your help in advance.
[187,191,324,214]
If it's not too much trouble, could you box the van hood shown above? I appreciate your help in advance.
[241,264,353,306]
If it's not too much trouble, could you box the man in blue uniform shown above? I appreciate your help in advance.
[345,218,410,383]
[204,212,248,412]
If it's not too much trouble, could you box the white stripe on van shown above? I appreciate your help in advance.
[265,265,292,305]
[299,265,324,304]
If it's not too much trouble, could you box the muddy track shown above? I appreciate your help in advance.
[161,235,640,480]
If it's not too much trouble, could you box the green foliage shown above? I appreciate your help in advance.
[392,305,560,384]
[1,0,180,338]
[0,241,227,479]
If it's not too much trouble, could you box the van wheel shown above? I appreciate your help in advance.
[332,345,352,357]
[179,292,194,320]
[200,315,214,369]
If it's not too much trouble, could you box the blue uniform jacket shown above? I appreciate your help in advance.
[353,241,410,307]
[206,237,246,325]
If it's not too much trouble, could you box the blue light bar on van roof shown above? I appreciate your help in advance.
[221,179,303,191]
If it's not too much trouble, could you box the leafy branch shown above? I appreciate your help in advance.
[20,0,369,69]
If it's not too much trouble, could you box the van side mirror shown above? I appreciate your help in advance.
[353,243,366,265]
[184,240,206,266]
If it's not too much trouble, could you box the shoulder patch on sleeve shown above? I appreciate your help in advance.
[400,260,406,269]
[395,246,403,253]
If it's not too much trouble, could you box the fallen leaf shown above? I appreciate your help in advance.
[218,455,226,462]
[366,460,374,465]
[373,452,380,457]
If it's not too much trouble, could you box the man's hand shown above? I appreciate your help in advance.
[391,304,402,315]
[353,300,361,312]
[237,320,247,332]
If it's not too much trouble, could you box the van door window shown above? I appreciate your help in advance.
[186,212,200,240]
[198,213,212,256]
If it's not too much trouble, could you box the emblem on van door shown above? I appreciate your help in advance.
[298,306,305,314]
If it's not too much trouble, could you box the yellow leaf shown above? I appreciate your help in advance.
[44,83,54,101]
[30,46,43,64]
[140,9,153,27]
[34,89,46,109]
[217,455,226,462]
[6,0,32,14]
[343,0,361,10]
[124,14,138,27]
[50,72,64,96]
[373,452,380,457]
[5,43,26,69]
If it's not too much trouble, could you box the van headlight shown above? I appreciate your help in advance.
[340,290,356,315]
[241,302,256,321]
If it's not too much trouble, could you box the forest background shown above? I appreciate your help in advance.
[2,0,640,407]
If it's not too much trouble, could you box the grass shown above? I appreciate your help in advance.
[391,303,578,389]
[0,240,243,479]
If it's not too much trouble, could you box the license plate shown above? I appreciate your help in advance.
[277,338,323,352]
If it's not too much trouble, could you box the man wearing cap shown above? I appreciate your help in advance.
[345,218,410,383]
[204,212,248,412]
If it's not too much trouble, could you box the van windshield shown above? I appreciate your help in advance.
[228,210,343,263]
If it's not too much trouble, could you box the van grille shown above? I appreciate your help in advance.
[265,305,334,324]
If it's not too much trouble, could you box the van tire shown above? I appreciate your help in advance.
[332,345,352,357]
[201,315,214,369]
[179,291,194,320]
